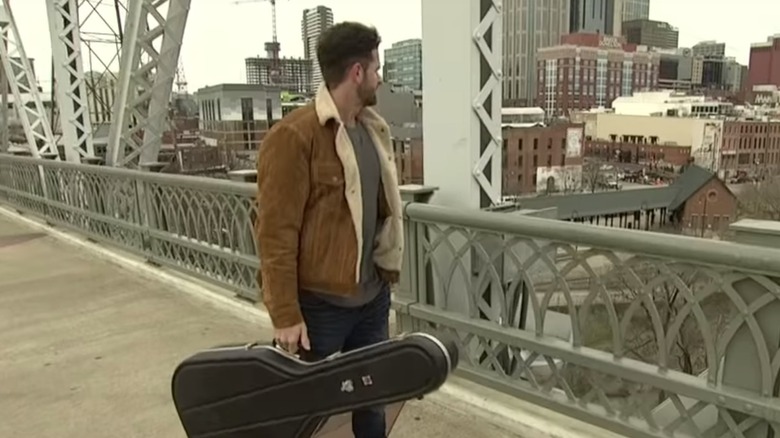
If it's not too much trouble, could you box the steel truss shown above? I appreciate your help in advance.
[0,1,58,158]
[106,0,190,168]
[47,0,96,162]
[471,0,503,206]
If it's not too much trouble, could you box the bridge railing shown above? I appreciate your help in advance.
[0,155,259,299]
[3,154,780,437]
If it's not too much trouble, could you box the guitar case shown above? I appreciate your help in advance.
[171,332,459,438]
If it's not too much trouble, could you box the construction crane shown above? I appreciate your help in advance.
[233,0,283,84]
[175,58,188,95]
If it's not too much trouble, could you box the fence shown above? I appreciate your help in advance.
[3,154,780,437]
[0,155,259,299]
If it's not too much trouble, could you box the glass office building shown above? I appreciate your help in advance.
[383,39,422,91]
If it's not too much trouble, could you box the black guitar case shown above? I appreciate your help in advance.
[171,332,459,438]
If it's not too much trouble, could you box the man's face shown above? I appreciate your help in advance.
[357,49,382,107]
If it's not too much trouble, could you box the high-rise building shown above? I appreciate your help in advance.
[245,56,314,94]
[622,0,650,21]
[569,0,622,36]
[693,41,726,59]
[622,19,679,50]
[503,0,570,106]
[748,34,780,92]
[536,33,660,117]
[701,57,744,92]
[301,6,334,89]
[383,39,422,91]
[655,48,704,91]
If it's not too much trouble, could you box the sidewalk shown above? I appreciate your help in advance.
[0,212,521,438]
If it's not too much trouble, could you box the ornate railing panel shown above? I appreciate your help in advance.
[0,155,259,299]
[404,203,780,438]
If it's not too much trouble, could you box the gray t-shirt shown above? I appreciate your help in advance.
[304,121,386,307]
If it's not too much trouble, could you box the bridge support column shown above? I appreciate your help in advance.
[46,0,95,163]
[106,0,191,169]
[419,1,537,377]
[422,0,502,210]
[0,2,58,159]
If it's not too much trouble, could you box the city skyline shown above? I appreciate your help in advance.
[7,0,780,92]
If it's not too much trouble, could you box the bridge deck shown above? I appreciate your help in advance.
[0,213,516,438]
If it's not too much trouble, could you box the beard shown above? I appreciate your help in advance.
[358,83,378,107]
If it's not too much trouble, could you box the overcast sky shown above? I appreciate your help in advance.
[9,0,780,92]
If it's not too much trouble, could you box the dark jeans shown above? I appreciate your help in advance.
[299,287,390,438]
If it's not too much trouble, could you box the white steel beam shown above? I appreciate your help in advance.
[0,1,58,158]
[422,0,502,209]
[106,0,190,168]
[421,0,510,354]
[47,0,96,162]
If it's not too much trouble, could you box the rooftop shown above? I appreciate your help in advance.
[515,165,721,219]
[195,83,282,96]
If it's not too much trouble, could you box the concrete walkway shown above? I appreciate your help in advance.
[0,212,522,438]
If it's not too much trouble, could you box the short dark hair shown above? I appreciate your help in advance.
[317,22,381,88]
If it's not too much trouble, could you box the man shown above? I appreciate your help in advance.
[254,22,403,438]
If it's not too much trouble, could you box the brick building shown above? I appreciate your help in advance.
[748,34,780,99]
[675,169,737,238]
[516,165,736,238]
[196,84,282,152]
[536,33,660,117]
[392,137,424,185]
[719,120,780,179]
[502,123,585,195]
[390,123,586,196]
[584,139,691,167]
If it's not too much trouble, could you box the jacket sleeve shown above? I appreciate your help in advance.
[255,124,310,329]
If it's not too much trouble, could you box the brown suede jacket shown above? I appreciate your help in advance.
[254,85,404,329]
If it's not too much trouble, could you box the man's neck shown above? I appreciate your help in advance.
[329,86,363,127]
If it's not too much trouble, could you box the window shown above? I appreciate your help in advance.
[241,98,254,121]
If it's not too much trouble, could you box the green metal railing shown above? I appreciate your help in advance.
[3,154,780,437]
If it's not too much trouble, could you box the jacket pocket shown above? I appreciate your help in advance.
[312,163,344,186]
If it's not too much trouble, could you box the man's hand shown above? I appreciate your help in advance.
[274,322,311,355]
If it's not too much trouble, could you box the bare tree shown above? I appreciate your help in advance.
[737,177,780,220]
[561,166,582,193]
[581,159,607,193]
[569,263,732,404]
